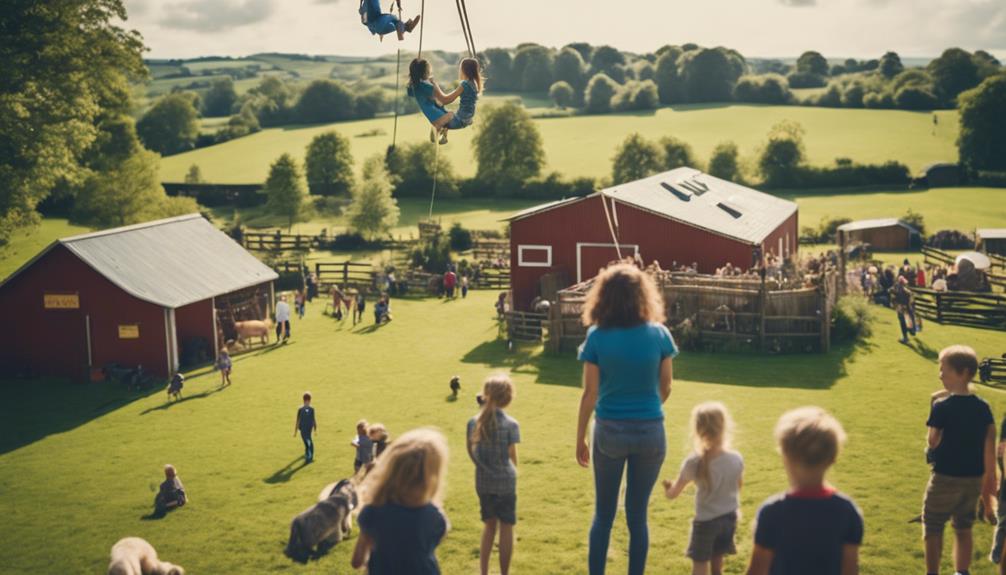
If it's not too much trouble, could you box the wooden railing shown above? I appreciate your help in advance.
[315,261,375,289]
[243,231,323,252]
[921,246,955,267]
[911,288,1006,330]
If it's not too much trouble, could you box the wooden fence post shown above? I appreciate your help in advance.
[936,293,942,323]
[343,262,349,287]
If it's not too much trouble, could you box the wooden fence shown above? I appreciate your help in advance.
[315,261,376,290]
[549,271,836,353]
[243,231,323,252]
[471,238,510,262]
[991,252,1006,270]
[922,245,955,267]
[473,267,510,290]
[503,311,548,345]
[910,288,1006,330]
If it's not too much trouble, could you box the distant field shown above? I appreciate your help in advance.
[0,219,90,279]
[161,105,959,184]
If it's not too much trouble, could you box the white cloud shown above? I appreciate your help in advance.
[159,0,276,32]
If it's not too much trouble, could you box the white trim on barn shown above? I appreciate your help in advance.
[164,309,172,376]
[576,242,640,282]
[518,244,553,268]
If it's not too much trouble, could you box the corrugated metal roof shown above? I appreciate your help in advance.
[5,214,278,308]
[506,168,797,244]
[837,218,917,233]
[978,228,1006,240]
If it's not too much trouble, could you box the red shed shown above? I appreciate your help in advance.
[0,214,277,380]
[507,168,799,311]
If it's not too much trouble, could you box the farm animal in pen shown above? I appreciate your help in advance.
[107,537,184,575]
[285,478,359,563]
[234,319,273,346]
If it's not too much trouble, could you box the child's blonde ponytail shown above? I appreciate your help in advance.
[471,374,514,444]
[690,402,733,489]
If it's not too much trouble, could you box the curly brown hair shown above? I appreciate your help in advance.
[580,263,665,328]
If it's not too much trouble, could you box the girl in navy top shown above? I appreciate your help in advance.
[352,428,450,575]
[576,263,678,575]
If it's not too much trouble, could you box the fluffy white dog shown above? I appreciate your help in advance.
[107,537,184,575]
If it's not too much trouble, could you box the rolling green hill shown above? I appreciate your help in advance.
[161,105,960,184]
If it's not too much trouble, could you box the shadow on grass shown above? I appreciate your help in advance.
[906,337,940,362]
[0,378,162,455]
[139,385,229,415]
[264,456,310,484]
[462,336,867,390]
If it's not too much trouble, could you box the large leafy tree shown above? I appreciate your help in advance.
[553,47,586,91]
[0,0,146,243]
[264,154,308,231]
[928,48,980,106]
[611,134,662,184]
[296,80,356,123]
[136,93,200,155]
[958,75,1006,171]
[679,48,745,102]
[758,121,806,187]
[384,142,459,198]
[347,156,400,240]
[512,45,554,92]
[796,51,829,76]
[473,102,544,191]
[202,77,238,117]
[305,131,355,196]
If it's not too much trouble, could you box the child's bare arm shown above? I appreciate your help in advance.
[431,82,454,105]
[927,427,942,449]
[662,468,691,500]
[840,544,859,575]
[983,424,997,501]
[576,363,600,467]
[659,357,673,403]
[746,545,774,575]
[350,532,373,570]
[440,85,463,104]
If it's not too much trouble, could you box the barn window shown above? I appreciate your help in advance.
[660,182,692,202]
[717,202,743,218]
[518,245,552,267]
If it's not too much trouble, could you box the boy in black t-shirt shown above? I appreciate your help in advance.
[923,345,995,575]
[294,392,318,463]
[747,407,863,575]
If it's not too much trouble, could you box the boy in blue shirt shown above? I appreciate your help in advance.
[294,393,317,463]
[747,407,863,575]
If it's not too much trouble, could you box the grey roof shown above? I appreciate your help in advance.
[508,168,797,245]
[978,228,1006,240]
[837,218,918,233]
[504,197,586,221]
[3,214,277,308]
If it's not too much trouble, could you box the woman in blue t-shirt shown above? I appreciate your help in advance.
[575,263,678,575]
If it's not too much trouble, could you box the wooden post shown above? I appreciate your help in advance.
[936,292,943,323]
[343,261,349,287]
[759,267,767,352]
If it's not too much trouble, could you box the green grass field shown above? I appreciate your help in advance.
[0,218,91,279]
[161,105,959,184]
[2,290,1006,574]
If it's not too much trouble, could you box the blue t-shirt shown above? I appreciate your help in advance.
[578,322,678,420]
[754,490,864,575]
[410,81,447,124]
[457,79,478,120]
[357,502,447,575]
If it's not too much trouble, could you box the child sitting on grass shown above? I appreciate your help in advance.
[922,345,995,575]
[746,407,863,575]
[664,402,743,575]
[351,428,449,574]
[154,464,186,515]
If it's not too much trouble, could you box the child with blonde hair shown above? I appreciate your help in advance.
[368,423,390,458]
[663,402,743,575]
[351,428,449,574]
[746,407,863,575]
[467,374,520,575]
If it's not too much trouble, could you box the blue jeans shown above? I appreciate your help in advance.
[589,418,666,575]
[896,306,916,340]
[301,430,314,462]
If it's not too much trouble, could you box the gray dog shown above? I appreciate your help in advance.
[285,478,358,563]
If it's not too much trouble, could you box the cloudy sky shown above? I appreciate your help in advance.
[126,0,1006,60]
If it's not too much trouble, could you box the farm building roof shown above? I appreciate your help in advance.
[977,229,1006,239]
[837,218,918,233]
[507,168,798,245]
[2,214,277,308]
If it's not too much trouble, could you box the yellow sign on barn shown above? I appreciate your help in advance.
[118,324,140,339]
[43,293,79,309]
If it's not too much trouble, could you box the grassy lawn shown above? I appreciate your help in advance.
[161,105,959,184]
[0,218,91,280]
[2,290,1006,574]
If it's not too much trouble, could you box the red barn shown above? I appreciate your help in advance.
[0,214,277,380]
[507,168,799,311]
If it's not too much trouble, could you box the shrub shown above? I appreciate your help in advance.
[325,232,380,250]
[863,91,894,109]
[841,83,866,108]
[448,222,473,251]
[584,73,619,113]
[768,161,910,189]
[926,230,975,249]
[548,81,575,108]
[901,208,925,236]
[814,85,843,107]
[612,133,663,184]
[385,142,459,198]
[707,141,741,182]
[410,234,453,273]
[733,74,792,104]
[786,71,827,89]
[660,136,699,170]
[894,85,938,110]
[831,295,873,344]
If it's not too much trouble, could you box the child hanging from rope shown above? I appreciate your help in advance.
[407,58,456,145]
[359,0,420,42]
[436,58,483,144]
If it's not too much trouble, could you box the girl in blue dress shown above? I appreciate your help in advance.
[408,58,454,144]
[359,0,420,42]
